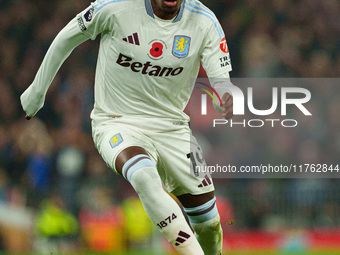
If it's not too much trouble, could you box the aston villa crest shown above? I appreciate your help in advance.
[172,35,190,58]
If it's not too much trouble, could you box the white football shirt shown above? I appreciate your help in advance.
[77,0,232,122]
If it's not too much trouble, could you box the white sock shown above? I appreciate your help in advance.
[184,197,223,255]
[123,155,204,255]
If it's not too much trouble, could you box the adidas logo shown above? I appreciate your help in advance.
[175,231,191,246]
[122,32,140,45]
[198,175,212,187]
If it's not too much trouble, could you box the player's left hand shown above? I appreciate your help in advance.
[221,92,233,119]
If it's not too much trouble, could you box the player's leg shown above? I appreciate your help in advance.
[115,146,204,255]
[177,191,223,255]
[152,129,222,255]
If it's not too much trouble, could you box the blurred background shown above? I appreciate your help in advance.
[0,0,339,254]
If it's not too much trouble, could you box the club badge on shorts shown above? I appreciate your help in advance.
[172,36,190,58]
[109,133,123,148]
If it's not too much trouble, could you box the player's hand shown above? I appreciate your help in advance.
[221,92,233,119]
[20,86,45,120]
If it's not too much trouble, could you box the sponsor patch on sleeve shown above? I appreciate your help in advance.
[219,37,229,53]
[77,16,87,32]
[77,5,94,32]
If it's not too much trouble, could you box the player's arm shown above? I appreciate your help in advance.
[200,21,235,119]
[21,3,113,119]
[20,18,89,119]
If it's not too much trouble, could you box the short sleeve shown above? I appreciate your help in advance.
[200,21,232,78]
[76,2,115,40]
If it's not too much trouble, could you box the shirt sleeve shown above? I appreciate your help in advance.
[200,21,232,78]
[21,2,116,118]
[76,2,115,40]
[20,17,88,117]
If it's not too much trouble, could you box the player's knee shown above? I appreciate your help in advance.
[192,214,221,237]
[121,154,161,194]
[183,196,219,226]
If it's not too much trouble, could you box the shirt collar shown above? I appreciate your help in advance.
[145,0,185,23]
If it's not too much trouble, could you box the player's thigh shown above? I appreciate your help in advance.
[157,129,214,196]
[93,124,156,174]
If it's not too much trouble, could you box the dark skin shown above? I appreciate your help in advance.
[221,93,233,119]
[150,0,184,20]
[25,0,234,208]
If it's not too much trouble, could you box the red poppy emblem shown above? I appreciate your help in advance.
[150,42,164,58]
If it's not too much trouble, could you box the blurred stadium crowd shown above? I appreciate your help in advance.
[0,0,339,253]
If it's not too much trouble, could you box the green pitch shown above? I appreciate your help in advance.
[2,252,340,255]
[1,250,340,255]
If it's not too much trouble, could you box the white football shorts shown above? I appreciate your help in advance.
[92,116,214,196]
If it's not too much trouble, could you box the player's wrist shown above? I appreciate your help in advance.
[20,85,45,118]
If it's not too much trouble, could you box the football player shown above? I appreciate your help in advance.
[21,0,233,253]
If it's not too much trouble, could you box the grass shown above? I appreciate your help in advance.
[2,251,340,255]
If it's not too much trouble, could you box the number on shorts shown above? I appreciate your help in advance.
[187,146,206,177]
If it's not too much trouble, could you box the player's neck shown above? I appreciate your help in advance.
[154,14,174,23]
[154,12,177,20]
[150,0,182,20]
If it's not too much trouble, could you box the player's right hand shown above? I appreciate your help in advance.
[20,86,45,120]
[221,92,233,119]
